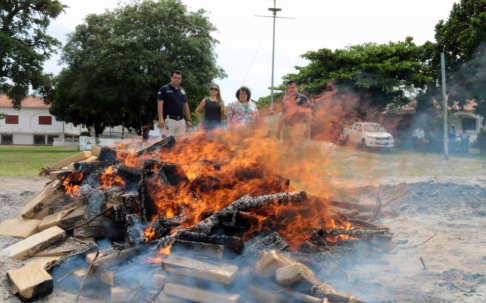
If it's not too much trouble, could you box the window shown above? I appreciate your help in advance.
[5,115,19,124]
[34,135,45,145]
[1,134,13,144]
[39,116,52,125]
[47,135,58,145]
[462,118,477,131]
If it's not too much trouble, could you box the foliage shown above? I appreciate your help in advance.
[46,0,225,136]
[0,0,66,108]
[434,0,486,112]
[283,37,433,112]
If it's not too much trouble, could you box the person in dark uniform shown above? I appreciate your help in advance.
[276,80,311,144]
[195,83,225,131]
[157,70,192,137]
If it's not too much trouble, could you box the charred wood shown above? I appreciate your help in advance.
[243,232,289,257]
[138,170,158,223]
[116,166,146,189]
[171,239,224,259]
[92,245,146,272]
[175,232,244,255]
[311,228,390,239]
[135,135,176,158]
[310,283,365,303]
[98,147,118,163]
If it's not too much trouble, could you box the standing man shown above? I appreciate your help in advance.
[157,70,192,137]
[276,80,312,156]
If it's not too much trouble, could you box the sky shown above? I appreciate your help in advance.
[44,0,459,104]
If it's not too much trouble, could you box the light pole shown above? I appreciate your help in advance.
[256,1,294,113]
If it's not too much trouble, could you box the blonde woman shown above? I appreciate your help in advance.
[195,84,225,131]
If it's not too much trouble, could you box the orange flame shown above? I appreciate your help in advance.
[98,166,125,190]
[62,171,84,198]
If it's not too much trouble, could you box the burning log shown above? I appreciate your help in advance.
[116,166,146,190]
[98,147,118,163]
[135,135,175,158]
[163,283,240,303]
[138,170,158,223]
[1,226,66,260]
[244,232,289,257]
[162,255,238,285]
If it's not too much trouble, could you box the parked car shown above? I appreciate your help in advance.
[342,122,394,149]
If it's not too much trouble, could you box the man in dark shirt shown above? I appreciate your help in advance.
[157,70,192,137]
[276,80,312,147]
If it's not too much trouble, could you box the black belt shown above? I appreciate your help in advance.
[167,115,183,121]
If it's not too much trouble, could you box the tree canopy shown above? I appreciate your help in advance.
[282,37,433,113]
[47,0,225,136]
[0,0,66,108]
[434,0,486,115]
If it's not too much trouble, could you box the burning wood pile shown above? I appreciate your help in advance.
[0,135,395,302]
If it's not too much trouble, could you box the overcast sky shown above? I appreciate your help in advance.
[44,0,459,104]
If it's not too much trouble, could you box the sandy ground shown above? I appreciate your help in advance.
[1,175,486,302]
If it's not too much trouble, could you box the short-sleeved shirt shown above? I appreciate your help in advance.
[281,93,311,125]
[157,84,187,119]
[226,101,259,128]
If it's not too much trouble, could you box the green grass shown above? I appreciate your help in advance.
[0,145,80,177]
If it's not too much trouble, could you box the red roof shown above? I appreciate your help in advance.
[0,95,50,109]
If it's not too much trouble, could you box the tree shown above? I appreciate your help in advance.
[286,37,433,113]
[47,0,225,136]
[433,0,486,116]
[0,0,66,108]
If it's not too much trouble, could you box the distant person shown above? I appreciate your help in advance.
[417,127,425,151]
[448,125,457,152]
[459,130,470,153]
[195,83,225,131]
[412,127,420,149]
[276,80,312,154]
[226,86,259,130]
[157,70,192,137]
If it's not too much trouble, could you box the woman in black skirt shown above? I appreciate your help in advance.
[195,83,225,131]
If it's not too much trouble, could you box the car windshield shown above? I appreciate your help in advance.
[364,125,385,132]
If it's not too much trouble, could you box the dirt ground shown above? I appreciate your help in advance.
[1,175,486,303]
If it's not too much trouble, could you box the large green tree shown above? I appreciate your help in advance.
[47,0,225,136]
[285,37,433,112]
[0,0,66,108]
[433,0,486,115]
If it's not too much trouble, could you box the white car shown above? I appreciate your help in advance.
[342,122,394,149]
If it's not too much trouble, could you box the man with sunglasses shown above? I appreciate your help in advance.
[157,70,192,137]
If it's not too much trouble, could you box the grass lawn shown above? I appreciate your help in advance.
[0,145,79,177]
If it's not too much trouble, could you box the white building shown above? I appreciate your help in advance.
[0,95,144,145]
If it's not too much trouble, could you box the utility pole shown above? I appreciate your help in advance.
[256,1,294,113]
[441,52,448,160]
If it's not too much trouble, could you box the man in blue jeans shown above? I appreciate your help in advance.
[157,70,192,137]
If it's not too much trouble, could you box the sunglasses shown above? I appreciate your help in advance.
[210,87,219,91]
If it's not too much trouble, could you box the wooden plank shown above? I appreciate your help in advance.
[164,283,240,303]
[254,250,296,278]
[49,170,70,181]
[21,180,65,219]
[248,284,286,303]
[38,208,76,231]
[52,151,92,170]
[22,188,45,206]
[91,145,102,157]
[35,238,86,257]
[162,255,238,285]
[58,206,86,229]
[276,263,322,286]
[152,273,169,288]
[7,257,59,301]
[110,287,132,303]
[0,218,41,238]
[171,239,224,259]
[73,268,98,285]
[67,155,98,171]
[1,226,66,260]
